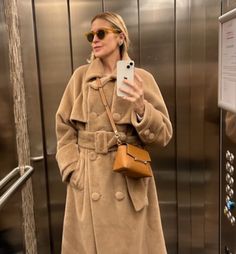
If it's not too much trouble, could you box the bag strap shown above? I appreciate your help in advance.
[96,78,122,145]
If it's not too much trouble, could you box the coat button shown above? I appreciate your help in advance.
[115,191,125,201]
[149,133,155,140]
[91,192,101,201]
[90,112,97,119]
[113,113,121,122]
[144,129,150,136]
[89,151,97,161]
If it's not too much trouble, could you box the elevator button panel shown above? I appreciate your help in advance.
[225,245,233,254]
[224,150,235,226]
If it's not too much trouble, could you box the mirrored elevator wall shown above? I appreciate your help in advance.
[0,0,222,253]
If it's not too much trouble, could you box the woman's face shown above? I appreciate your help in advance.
[90,18,122,60]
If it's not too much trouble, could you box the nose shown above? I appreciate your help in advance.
[92,33,100,43]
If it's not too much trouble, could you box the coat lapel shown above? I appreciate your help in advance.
[84,53,133,124]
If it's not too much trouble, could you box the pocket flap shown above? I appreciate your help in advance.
[126,144,151,162]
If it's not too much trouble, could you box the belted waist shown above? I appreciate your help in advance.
[78,130,140,154]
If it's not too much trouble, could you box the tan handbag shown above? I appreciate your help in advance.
[97,78,152,178]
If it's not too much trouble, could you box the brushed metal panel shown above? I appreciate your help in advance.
[34,0,72,155]
[176,0,193,253]
[204,1,221,254]
[222,0,236,13]
[0,1,23,252]
[190,1,206,252]
[34,1,71,252]
[139,1,176,253]
[17,0,52,253]
[104,0,139,64]
[70,0,103,70]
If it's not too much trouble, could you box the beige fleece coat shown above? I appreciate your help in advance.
[56,54,172,254]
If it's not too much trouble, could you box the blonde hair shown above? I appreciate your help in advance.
[88,12,130,62]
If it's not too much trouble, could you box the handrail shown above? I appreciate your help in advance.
[0,167,19,190]
[0,165,34,209]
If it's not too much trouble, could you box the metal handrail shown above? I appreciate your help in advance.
[0,165,34,209]
[0,167,19,190]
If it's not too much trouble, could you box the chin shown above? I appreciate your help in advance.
[94,52,105,59]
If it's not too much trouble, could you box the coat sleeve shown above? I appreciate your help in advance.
[55,70,81,182]
[131,69,173,146]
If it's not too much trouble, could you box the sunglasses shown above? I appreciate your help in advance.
[85,28,120,43]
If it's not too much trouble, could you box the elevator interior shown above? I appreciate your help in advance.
[0,0,234,253]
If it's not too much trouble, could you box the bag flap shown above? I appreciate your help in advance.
[126,144,151,162]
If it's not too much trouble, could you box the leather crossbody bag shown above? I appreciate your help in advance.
[96,78,152,178]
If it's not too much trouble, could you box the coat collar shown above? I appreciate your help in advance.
[85,52,131,83]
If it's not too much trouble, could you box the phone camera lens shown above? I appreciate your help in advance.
[130,62,133,66]
[126,65,130,69]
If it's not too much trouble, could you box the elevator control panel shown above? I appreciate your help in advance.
[225,245,233,254]
[224,150,236,226]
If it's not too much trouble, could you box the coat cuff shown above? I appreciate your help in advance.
[131,100,165,145]
[56,143,79,182]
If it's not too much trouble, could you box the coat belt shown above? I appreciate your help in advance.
[77,130,140,154]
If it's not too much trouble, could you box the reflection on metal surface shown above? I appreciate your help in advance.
[30,155,44,162]
[0,166,34,209]
[139,0,176,252]
[70,0,102,69]
[104,0,139,63]
[225,112,236,143]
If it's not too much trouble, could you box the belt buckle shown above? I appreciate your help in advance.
[95,131,108,154]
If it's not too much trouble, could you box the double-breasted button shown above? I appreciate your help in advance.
[149,133,155,140]
[91,192,101,201]
[90,112,97,119]
[113,113,121,122]
[115,191,125,201]
[89,151,97,161]
[144,129,150,136]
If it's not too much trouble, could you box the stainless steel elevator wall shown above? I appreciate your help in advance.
[0,0,222,253]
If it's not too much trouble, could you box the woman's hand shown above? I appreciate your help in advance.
[119,72,145,116]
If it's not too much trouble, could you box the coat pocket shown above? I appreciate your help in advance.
[125,176,150,212]
[69,152,85,191]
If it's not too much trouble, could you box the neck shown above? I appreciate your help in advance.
[101,51,121,74]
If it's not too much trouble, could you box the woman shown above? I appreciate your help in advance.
[56,12,172,254]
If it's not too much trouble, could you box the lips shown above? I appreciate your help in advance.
[93,46,102,51]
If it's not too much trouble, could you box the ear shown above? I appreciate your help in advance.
[119,32,125,41]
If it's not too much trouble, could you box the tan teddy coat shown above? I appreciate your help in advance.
[56,54,172,254]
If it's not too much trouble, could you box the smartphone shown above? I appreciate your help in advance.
[116,60,135,97]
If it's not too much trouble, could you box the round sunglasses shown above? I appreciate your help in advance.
[85,28,120,43]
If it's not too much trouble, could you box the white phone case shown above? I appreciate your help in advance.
[116,60,135,97]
